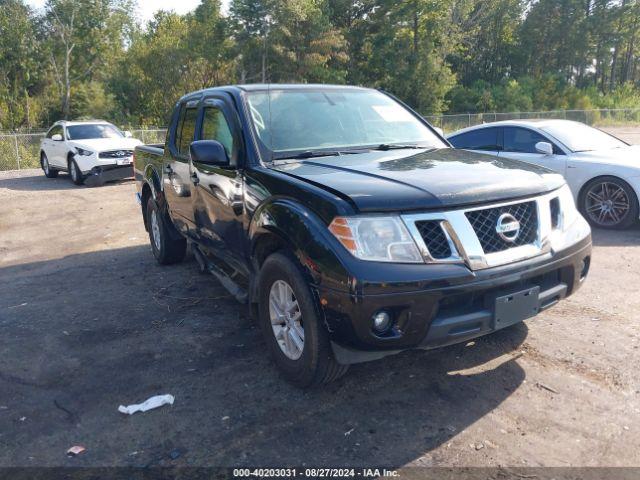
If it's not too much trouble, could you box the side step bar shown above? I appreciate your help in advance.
[191,244,248,304]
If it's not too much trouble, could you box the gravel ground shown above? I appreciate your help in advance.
[0,164,639,469]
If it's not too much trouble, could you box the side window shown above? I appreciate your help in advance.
[46,125,63,139]
[449,128,500,151]
[200,107,234,156]
[503,127,555,154]
[173,105,187,151]
[178,107,198,155]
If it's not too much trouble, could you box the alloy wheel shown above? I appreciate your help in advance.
[268,279,304,360]
[584,181,630,227]
[150,209,162,251]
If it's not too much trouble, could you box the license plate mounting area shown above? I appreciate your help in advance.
[494,286,540,329]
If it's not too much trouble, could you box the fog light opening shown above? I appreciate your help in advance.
[372,310,393,334]
[580,256,590,281]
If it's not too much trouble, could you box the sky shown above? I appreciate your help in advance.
[25,0,230,24]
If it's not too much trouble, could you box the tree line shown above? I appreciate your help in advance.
[1,0,640,130]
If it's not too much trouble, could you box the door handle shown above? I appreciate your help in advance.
[191,172,199,185]
[163,164,173,175]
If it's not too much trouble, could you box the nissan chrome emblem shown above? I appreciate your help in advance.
[496,213,520,242]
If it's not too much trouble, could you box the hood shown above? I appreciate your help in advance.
[570,145,640,168]
[271,148,565,212]
[69,137,142,153]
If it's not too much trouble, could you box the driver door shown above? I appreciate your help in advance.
[43,125,66,167]
[498,127,567,176]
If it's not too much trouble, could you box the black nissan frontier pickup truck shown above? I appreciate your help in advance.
[134,84,592,387]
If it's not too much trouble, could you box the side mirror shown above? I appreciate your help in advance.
[124,130,133,138]
[52,133,63,141]
[535,141,553,155]
[190,140,229,166]
[434,127,445,137]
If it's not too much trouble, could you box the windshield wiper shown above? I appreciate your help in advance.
[273,150,359,161]
[372,143,428,151]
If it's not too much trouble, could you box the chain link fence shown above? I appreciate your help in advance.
[0,128,167,172]
[2,108,640,171]
[424,108,640,134]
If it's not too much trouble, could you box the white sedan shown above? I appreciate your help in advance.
[40,120,142,186]
[448,119,640,229]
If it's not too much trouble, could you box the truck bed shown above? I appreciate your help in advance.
[136,144,164,155]
[134,144,165,195]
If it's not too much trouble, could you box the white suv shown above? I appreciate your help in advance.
[40,120,142,186]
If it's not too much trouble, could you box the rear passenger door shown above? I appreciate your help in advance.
[164,99,198,234]
[498,127,566,175]
[448,127,501,157]
[191,97,249,280]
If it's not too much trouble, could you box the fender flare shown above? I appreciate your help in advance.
[140,164,177,235]
[143,163,175,217]
[249,198,351,293]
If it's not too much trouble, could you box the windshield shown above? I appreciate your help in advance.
[540,122,628,152]
[245,88,447,159]
[66,124,123,140]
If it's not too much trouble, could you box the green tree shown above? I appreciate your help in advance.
[229,0,275,82]
[351,0,458,114]
[0,0,42,129]
[450,0,524,85]
[43,0,134,118]
[231,0,347,83]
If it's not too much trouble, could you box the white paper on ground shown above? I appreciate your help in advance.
[118,394,175,415]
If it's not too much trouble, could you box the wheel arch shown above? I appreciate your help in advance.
[248,198,351,313]
[577,174,640,226]
[140,182,153,231]
[577,174,640,209]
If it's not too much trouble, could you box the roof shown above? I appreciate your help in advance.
[447,118,585,136]
[54,119,112,127]
[177,83,372,102]
[235,84,369,92]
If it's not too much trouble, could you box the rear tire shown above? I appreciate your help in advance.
[258,252,348,387]
[579,176,638,229]
[41,153,58,178]
[146,196,187,265]
[68,158,84,185]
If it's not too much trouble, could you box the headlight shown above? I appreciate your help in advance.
[75,147,93,156]
[329,216,423,263]
[557,184,580,230]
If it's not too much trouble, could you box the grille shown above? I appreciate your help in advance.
[415,220,452,259]
[99,150,133,159]
[550,197,560,229]
[465,201,538,254]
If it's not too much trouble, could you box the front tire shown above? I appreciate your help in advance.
[580,176,638,229]
[146,196,187,265]
[41,153,58,178]
[258,252,348,387]
[68,158,84,185]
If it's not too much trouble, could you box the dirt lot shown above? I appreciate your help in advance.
[1,165,639,469]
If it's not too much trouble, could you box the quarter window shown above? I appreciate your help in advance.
[201,107,234,157]
[449,128,500,151]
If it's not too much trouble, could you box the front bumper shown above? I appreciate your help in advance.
[319,235,592,365]
[83,164,134,186]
